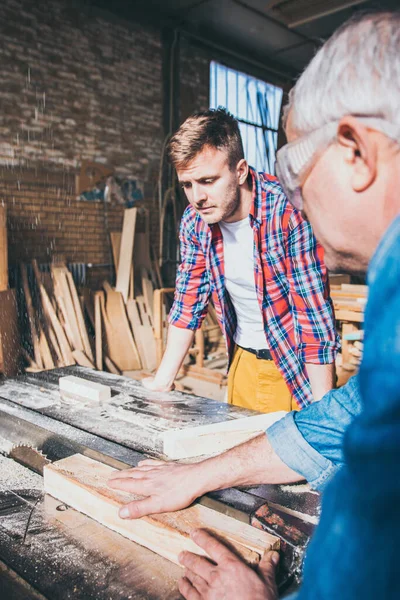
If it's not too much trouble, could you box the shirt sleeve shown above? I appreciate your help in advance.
[266,376,363,490]
[168,208,211,330]
[286,211,340,364]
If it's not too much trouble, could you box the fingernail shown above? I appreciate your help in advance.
[178,551,186,563]
[271,551,280,566]
[191,529,200,540]
[119,507,130,519]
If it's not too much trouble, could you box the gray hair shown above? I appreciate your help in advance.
[284,12,400,137]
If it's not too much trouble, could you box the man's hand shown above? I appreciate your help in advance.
[107,459,204,518]
[178,529,280,600]
[107,434,302,520]
[142,376,175,393]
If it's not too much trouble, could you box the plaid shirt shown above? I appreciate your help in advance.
[169,168,339,408]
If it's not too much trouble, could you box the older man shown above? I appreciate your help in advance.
[109,11,400,600]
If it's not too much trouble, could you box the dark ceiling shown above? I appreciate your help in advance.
[91,0,400,79]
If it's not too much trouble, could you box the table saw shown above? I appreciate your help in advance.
[0,366,319,599]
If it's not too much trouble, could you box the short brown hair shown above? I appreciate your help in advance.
[168,107,244,170]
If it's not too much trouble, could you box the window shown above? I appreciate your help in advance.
[210,61,283,174]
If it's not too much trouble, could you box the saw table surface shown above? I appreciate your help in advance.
[0,456,182,599]
[0,366,320,598]
[0,366,267,457]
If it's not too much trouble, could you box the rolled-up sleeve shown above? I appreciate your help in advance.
[267,376,363,490]
[286,212,340,364]
[168,208,210,330]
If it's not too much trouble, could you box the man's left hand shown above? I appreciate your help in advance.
[178,529,280,600]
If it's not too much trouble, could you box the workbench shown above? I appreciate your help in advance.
[0,367,319,598]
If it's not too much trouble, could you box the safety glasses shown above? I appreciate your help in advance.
[276,117,400,211]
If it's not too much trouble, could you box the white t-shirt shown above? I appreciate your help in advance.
[219,217,269,349]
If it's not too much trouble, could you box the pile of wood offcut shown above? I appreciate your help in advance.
[21,207,223,377]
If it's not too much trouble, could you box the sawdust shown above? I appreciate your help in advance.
[0,455,43,490]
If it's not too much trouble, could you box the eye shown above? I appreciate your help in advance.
[180,182,191,190]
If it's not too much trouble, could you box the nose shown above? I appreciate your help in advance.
[192,183,207,204]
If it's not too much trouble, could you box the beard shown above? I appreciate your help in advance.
[201,183,241,224]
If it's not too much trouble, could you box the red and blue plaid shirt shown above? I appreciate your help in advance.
[169,168,339,408]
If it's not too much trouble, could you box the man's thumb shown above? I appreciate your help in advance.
[258,550,280,582]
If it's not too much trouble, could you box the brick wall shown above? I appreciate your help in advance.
[0,0,163,284]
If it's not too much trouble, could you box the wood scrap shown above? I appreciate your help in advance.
[101,283,141,371]
[162,411,286,459]
[32,260,74,366]
[94,291,103,371]
[44,454,279,567]
[72,350,95,369]
[59,376,110,404]
[66,271,94,362]
[126,298,156,371]
[115,208,137,303]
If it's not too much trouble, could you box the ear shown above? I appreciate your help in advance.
[236,159,249,185]
[337,116,377,192]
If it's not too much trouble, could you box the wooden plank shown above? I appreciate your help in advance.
[178,364,227,385]
[341,283,368,294]
[0,289,20,376]
[161,411,286,460]
[94,291,103,371]
[116,208,137,303]
[104,355,121,375]
[0,206,8,291]
[44,454,279,567]
[126,298,156,371]
[110,232,122,272]
[20,263,43,369]
[59,376,110,404]
[141,267,154,320]
[335,309,364,323]
[38,325,55,370]
[101,285,141,371]
[72,350,96,369]
[66,272,94,362]
[52,267,83,352]
[32,260,75,366]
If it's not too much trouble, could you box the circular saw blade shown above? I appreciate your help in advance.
[8,444,51,475]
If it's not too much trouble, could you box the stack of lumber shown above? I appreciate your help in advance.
[21,206,225,378]
[331,283,367,374]
[331,283,367,323]
[21,260,95,372]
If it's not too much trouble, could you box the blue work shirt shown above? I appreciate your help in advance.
[268,215,400,598]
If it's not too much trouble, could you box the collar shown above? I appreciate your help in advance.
[248,166,263,225]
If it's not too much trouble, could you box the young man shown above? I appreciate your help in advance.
[144,109,338,412]
[109,11,400,600]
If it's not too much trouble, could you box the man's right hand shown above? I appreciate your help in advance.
[107,459,205,519]
[141,376,175,393]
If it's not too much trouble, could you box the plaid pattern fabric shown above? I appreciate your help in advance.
[169,168,339,408]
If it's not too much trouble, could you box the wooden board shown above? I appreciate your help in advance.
[66,272,94,362]
[126,299,156,371]
[161,411,287,459]
[59,375,110,404]
[94,291,103,371]
[72,349,95,369]
[116,208,137,303]
[101,285,141,371]
[32,261,75,366]
[44,454,279,568]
